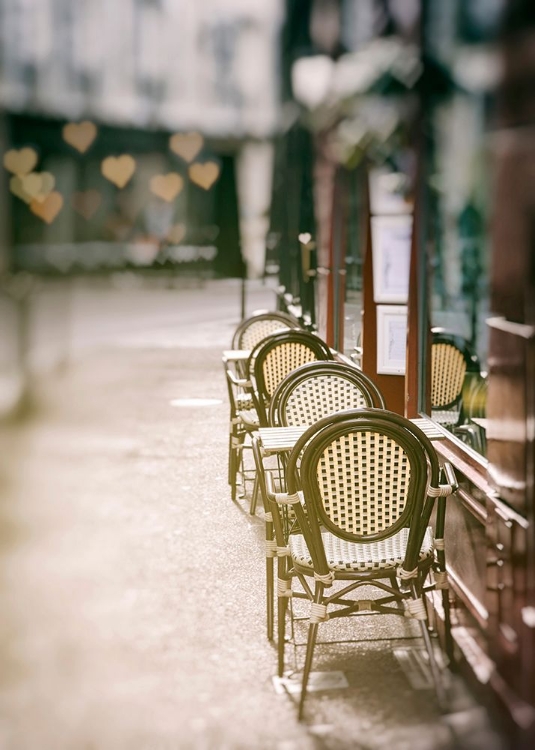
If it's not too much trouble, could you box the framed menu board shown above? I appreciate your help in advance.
[376,304,408,375]
[371,215,412,303]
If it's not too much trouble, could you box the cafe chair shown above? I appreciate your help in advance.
[269,409,457,720]
[269,360,385,428]
[454,374,488,455]
[431,329,480,431]
[232,310,302,352]
[235,330,332,513]
[248,329,333,428]
[224,311,302,500]
[252,363,386,637]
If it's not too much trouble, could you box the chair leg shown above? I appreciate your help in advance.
[434,496,454,662]
[265,509,274,641]
[229,430,243,501]
[298,619,320,721]
[278,593,288,676]
[441,587,454,664]
[266,556,274,640]
[227,431,233,486]
[249,473,259,515]
[411,582,448,710]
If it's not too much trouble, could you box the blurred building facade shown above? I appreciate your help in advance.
[0,0,281,136]
[271,2,535,747]
[0,0,283,278]
[2,3,535,746]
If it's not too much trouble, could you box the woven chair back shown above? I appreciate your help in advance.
[431,343,467,408]
[269,361,385,427]
[249,330,332,425]
[287,410,438,555]
[232,311,301,351]
[431,330,480,411]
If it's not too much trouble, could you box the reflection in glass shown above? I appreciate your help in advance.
[426,10,501,457]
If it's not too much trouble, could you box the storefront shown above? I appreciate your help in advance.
[273,1,535,745]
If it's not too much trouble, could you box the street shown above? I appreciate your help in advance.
[0,276,505,750]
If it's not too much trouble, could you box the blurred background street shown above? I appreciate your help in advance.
[2,0,535,747]
[0,277,504,750]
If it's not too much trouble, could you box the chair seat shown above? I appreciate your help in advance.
[237,408,260,429]
[236,393,254,410]
[289,526,434,573]
[432,409,461,428]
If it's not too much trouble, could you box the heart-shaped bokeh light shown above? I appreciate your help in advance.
[62,121,98,153]
[167,223,187,244]
[3,147,38,176]
[101,155,137,189]
[30,191,64,224]
[71,189,102,220]
[149,173,184,202]
[188,161,220,190]
[169,132,203,163]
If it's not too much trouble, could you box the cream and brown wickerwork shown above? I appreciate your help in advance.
[430,329,480,430]
[233,310,300,350]
[253,361,386,639]
[248,329,333,427]
[223,311,303,501]
[265,409,457,721]
[268,360,385,428]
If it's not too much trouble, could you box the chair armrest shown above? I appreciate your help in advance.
[428,462,458,497]
[265,469,275,498]
[442,461,458,492]
[225,368,251,389]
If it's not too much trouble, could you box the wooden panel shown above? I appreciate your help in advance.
[486,502,534,708]
[486,317,534,516]
[490,128,535,324]
[446,495,488,626]
[361,184,405,414]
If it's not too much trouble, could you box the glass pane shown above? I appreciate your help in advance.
[425,2,503,458]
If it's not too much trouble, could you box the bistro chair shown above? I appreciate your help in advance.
[454,374,488,455]
[248,329,333,427]
[431,329,480,432]
[267,408,457,720]
[269,360,385,428]
[232,329,332,512]
[260,359,386,518]
[232,309,302,353]
[253,362,386,640]
[224,311,302,500]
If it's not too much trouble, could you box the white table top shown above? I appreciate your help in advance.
[258,417,445,455]
[258,426,308,453]
[222,349,251,362]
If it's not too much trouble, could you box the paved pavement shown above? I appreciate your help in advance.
[0,276,508,749]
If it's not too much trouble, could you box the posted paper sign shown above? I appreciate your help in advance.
[376,305,408,375]
[371,215,412,303]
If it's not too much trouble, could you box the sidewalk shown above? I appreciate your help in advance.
[0,278,507,750]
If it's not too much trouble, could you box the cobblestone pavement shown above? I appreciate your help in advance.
[0,277,508,750]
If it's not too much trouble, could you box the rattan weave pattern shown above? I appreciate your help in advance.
[284,375,369,426]
[239,320,292,351]
[289,526,434,571]
[431,408,461,427]
[431,344,467,406]
[262,344,321,397]
[316,432,410,535]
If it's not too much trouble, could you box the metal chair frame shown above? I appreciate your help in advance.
[266,409,457,720]
[431,328,480,430]
[248,329,333,427]
[224,311,302,501]
[252,362,387,639]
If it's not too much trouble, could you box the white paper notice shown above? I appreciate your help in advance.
[372,215,412,303]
